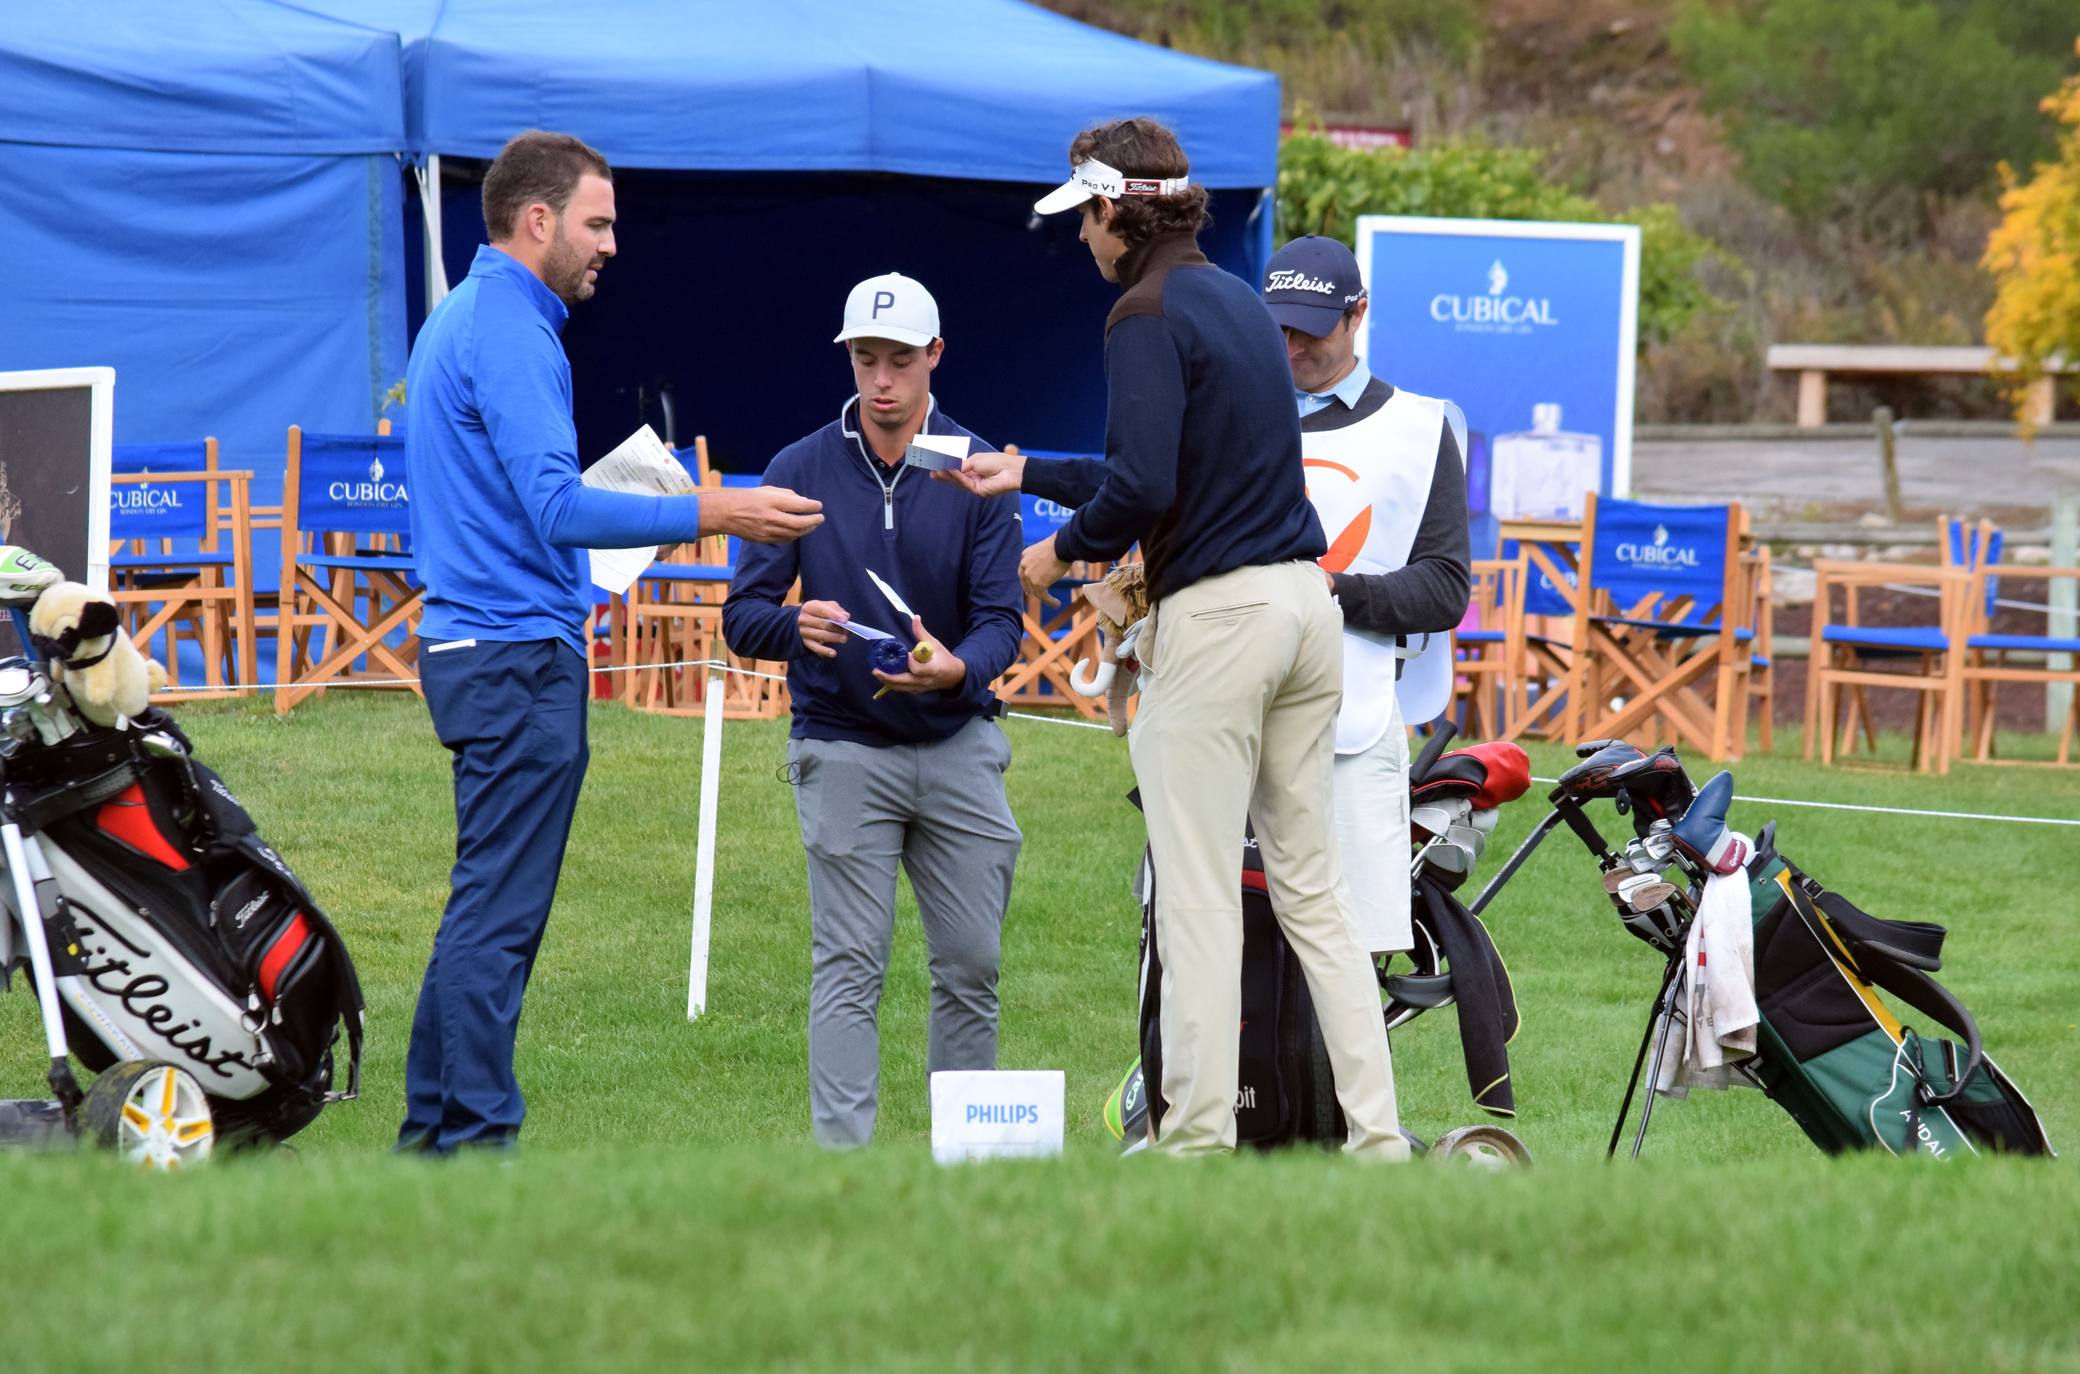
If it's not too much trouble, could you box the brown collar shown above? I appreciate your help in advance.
[1115,231,1209,292]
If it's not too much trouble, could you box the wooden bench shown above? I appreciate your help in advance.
[1766,344,2067,427]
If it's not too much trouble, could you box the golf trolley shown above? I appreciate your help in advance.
[1467,738,2053,1160]
[0,552,364,1168]
[1105,722,1536,1166]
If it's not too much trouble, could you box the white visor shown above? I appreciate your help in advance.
[1033,158,1192,215]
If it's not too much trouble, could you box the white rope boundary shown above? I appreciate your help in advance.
[1527,777,2078,830]
[145,655,2078,827]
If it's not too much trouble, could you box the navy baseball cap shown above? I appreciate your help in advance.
[1262,236,1366,337]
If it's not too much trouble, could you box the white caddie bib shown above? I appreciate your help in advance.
[1302,384,1461,753]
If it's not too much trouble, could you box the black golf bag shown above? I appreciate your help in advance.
[1106,732,1529,1152]
[1130,822,1343,1147]
[3,711,364,1145]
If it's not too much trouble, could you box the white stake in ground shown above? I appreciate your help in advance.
[688,668,724,1019]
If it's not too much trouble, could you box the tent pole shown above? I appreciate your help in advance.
[417,154,449,309]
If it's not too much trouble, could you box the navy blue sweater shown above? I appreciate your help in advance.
[722,400,1024,746]
[1022,232,1326,603]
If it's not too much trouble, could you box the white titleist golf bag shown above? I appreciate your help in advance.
[0,551,362,1163]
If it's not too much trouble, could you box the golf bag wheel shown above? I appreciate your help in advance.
[80,1061,215,1170]
[1427,1125,1532,1168]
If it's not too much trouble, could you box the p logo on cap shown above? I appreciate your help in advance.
[837,272,941,348]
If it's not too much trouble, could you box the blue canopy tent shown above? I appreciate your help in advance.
[304,0,1282,469]
[0,0,411,506]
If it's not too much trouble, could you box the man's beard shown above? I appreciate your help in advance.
[545,230,597,304]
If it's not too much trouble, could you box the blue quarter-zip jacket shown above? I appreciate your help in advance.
[407,245,707,659]
[723,399,1024,746]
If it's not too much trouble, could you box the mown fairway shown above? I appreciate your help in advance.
[1,693,2074,1371]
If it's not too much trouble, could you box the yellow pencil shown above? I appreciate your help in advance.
[873,642,934,699]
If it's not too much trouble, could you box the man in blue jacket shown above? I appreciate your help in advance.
[723,272,1025,1147]
[400,130,822,1154]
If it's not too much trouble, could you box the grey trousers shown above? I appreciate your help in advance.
[788,716,1022,1147]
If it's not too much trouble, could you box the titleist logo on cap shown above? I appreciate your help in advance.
[1121,177,1168,196]
[1267,269,1338,295]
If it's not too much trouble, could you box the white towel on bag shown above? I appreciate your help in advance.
[1655,839,1761,1096]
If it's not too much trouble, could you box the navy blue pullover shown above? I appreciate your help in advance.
[1022,232,1326,603]
[723,399,1024,746]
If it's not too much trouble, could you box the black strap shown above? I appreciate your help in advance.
[29,599,120,671]
[1814,890,1946,972]
[1790,883,1983,1102]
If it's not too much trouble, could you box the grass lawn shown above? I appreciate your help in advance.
[1,692,2075,1370]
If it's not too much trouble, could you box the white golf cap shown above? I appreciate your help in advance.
[1032,157,1192,215]
[833,272,940,348]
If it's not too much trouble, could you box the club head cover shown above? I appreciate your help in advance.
[1555,740,1646,801]
[1458,741,1531,810]
[1608,747,1696,821]
[1671,770,1747,874]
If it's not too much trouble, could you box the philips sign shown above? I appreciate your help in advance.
[931,1069,1064,1163]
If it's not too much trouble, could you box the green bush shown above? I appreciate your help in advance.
[1275,134,1738,347]
[1671,0,2075,228]
[1049,0,1483,66]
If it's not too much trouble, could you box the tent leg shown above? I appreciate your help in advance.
[417,154,448,309]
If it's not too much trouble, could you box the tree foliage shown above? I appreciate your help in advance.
[1671,0,2074,228]
[1047,0,1483,66]
[1984,40,2080,420]
[1275,134,1737,348]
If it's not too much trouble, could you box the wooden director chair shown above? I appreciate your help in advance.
[1939,515,2003,754]
[1492,519,1591,744]
[275,425,422,713]
[1802,559,1965,774]
[1452,555,1525,741]
[622,452,790,720]
[992,471,1111,723]
[1564,492,1759,761]
[1954,553,2080,766]
[108,439,257,700]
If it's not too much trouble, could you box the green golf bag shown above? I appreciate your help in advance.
[1740,849,2051,1158]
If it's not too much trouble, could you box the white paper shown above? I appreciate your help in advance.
[902,432,971,471]
[584,425,698,594]
[865,567,916,621]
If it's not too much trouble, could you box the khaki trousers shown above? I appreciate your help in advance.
[1130,561,1407,1158]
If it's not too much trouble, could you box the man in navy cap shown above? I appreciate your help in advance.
[1264,234,1470,972]
[723,272,1025,1148]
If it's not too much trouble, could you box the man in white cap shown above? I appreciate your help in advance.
[723,273,1025,1148]
[939,118,1407,1161]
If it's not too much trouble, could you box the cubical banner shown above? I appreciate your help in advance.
[1354,216,1640,559]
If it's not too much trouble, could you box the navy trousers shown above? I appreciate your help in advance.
[399,638,589,1151]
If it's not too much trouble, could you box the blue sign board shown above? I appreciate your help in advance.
[1354,217,1639,559]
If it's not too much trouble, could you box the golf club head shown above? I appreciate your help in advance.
[1554,740,1646,802]
[1622,878,1680,913]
